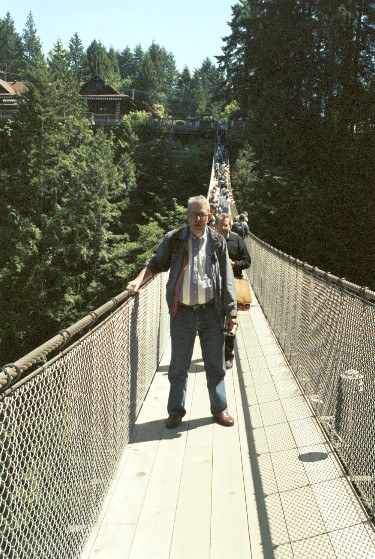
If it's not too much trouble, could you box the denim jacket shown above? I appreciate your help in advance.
[146,224,237,319]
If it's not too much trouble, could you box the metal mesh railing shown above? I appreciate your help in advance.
[0,274,170,559]
[247,233,375,518]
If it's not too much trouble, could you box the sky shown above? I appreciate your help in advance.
[3,0,235,71]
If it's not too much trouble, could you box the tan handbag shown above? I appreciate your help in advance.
[234,277,252,310]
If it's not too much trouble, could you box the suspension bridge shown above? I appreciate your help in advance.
[0,154,374,559]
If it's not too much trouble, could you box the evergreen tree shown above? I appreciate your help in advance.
[190,69,207,115]
[107,46,122,87]
[171,67,207,116]
[198,57,224,115]
[21,11,44,74]
[85,40,121,84]
[47,40,70,77]
[147,42,178,103]
[0,62,125,362]
[47,39,83,119]
[0,12,23,81]
[118,46,135,80]
[132,43,145,69]
[169,66,191,116]
[68,32,88,82]
[217,0,254,113]
[220,0,374,287]
[132,51,165,105]
[163,50,179,93]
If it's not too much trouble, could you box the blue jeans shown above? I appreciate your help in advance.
[167,301,227,416]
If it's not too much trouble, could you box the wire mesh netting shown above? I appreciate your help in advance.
[0,208,374,558]
[247,234,375,521]
[0,274,170,559]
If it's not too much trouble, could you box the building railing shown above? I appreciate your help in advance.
[87,113,121,126]
[153,116,218,134]
[246,232,375,518]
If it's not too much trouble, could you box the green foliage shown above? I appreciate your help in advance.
[222,101,241,121]
[221,0,374,288]
[0,12,23,80]
[168,66,209,117]
[0,9,221,366]
[85,40,121,85]
[21,12,44,73]
[47,40,70,79]
[67,33,88,82]
[118,46,136,80]
[148,199,187,231]
[2,0,371,373]
[0,62,127,362]
[122,135,212,234]
[0,46,215,364]
[132,52,165,105]
[0,10,225,120]
[231,144,258,212]
[116,111,154,154]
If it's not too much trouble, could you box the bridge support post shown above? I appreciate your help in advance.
[335,368,364,443]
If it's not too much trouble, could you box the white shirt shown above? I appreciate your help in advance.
[219,195,230,209]
[180,229,213,305]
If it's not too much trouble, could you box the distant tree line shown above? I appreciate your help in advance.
[0,11,224,118]
[219,0,374,289]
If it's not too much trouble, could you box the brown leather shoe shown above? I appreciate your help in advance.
[213,411,234,427]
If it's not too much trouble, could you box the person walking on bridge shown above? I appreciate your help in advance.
[215,214,251,370]
[126,195,237,428]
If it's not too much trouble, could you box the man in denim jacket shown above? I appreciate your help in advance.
[126,195,237,428]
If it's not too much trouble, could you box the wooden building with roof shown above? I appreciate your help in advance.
[0,75,156,127]
[79,75,157,127]
[0,80,27,122]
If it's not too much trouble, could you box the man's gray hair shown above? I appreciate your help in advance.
[187,195,210,211]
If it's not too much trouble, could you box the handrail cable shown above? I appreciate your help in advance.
[0,288,135,393]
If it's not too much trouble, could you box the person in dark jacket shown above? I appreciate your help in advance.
[215,213,251,369]
[126,195,237,429]
[232,214,250,239]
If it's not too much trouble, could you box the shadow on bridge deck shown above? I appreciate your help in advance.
[81,288,375,559]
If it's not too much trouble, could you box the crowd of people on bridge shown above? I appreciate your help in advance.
[126,141,251,431]
[209,144,250,238]
[209,146,232,224]
[207,143,251,369]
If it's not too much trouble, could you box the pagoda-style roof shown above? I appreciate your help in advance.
[79,75,127,99]
[79,74,158,118]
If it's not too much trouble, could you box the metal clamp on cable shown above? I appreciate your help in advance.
[126,287,137,296]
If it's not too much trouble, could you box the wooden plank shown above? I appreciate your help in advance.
[128,379,191,559]
[83,421,164,558]
[234,314,265,559]
[127,340,196,558]
[211,365,252,559]
[169,340,214,559]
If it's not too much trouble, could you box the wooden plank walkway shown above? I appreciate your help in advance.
[82,290,375,559]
